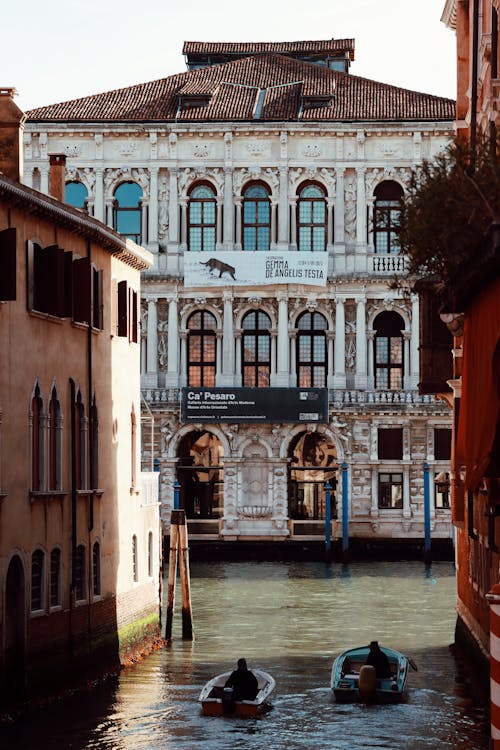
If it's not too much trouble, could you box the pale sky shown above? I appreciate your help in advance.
[4,0,456,113]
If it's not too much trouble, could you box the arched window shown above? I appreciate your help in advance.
[74,391,86,490]
[31,549,45,611]
[65,181,88,211]
[242,310,271,387]
[242,184,271,251]
[374,311,405,390]
[74,544,86,601]
[31,384,44,492]
[148,531,153,578]
[297,183,327,251]
[50,548,61,607]
[113,182,142,243]
[92,541,101,597]
[48,387,61,491]
[90,397,98,490]
[296,312,328,387]
[188,184,216,252]
[373,181,404,254]
[187,311,217,386]
[132,535,138,582]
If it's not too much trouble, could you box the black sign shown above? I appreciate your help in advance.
[181,387,328,423]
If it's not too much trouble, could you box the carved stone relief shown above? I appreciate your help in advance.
[344,173,357,242]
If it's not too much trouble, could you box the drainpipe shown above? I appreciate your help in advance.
[324,480,332,562]
[86,237,94,649]
[423,462,432,563]
[341,462,349,559]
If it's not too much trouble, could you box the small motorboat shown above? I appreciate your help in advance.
[331,645,414,704]
[199,669,275,716]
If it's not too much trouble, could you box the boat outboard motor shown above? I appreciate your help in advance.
[222,687,235,714]
[358,665,377,701]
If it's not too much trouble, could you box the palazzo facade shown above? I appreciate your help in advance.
[24,39,455,547]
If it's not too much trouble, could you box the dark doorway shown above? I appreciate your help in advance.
[288,431,338,520]
[177,431,224,518]
[4,555,26,702]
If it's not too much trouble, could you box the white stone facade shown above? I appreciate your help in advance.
[23,120,454,545]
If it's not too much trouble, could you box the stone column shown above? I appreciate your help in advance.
[40,164,49,195]
[355,297,367,389]
[403,332,411,390]
[371,468,379,516]
[366,198,375,252]
[168,168,179,248]
[223,168,234,249]
[356,167,366,249]
[165,296,179,387]
[215,332,223,383]
[216,199,223,249]
[24,166,33,188]
[367,330,375,389]
[141,203,148,243]
[145,297,158,387]
[105,199,114,228]
[276,293,290,386]
[333,297,346,388]
[235,199,242,250]
[334,167,345,245]
[278,167,289,248]
[327,330,335,388]
[410,294,420,390]
[271,202,278,248]
[290,200,297,250]
[148,166,159,248]
[179,331,187,387]
[94,167,104,222]
[220,291,235,386]
[179,200,187,251]
[270,330,278,386]
[234,329,242,386]
[403,465,411,518]
[326,198,334,249]
[289,330,297,387]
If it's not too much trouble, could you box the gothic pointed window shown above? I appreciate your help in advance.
[297,312,328,387]
[92,541,101,597]
[242,310,271,386]
[48,386,62,491]
[373,180,404,254]
[74,544,86,601]
[242,183,271,251]
[31,384,44,492]
[187,311,217,386]
[113,182,142,243]
[188,184,216,252]
[31,549,45,611]
[50,548,61,608]
[65,181,88,212]
[297,183,327,251]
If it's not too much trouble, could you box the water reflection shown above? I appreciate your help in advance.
[0,561,490,749]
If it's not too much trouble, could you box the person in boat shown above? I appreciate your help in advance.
[224,658,259,701]
[365,641,392,678]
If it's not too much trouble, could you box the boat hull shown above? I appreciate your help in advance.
[199,669,275,717]
[331,646,409,704]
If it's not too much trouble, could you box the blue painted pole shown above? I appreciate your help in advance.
[423,462,432,561]
[325,480,332,558]
[174,480,180,511]
[342,462,349,554]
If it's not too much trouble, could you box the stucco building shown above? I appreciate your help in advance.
[24,39,455,551]
[0,88,160,705]
[441,0,500,743]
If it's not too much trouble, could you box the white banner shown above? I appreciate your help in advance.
[184,251,328,288]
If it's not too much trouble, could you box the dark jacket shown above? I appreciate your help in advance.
[366,647,392,678]
[224,668,259,701]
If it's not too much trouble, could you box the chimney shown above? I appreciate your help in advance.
[0,87,26,182]
[49,153,67,202]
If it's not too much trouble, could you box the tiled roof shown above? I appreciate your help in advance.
[27,54,455,123]
[183,38,355,59]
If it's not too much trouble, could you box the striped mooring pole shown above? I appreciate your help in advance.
[486,583,500,748]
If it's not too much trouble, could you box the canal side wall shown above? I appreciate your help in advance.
[20,587,162,705]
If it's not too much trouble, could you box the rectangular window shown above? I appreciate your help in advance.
[378,428,403,460]
[378,473,403,509]
[435,472,450,509]
[117,280,128,336]
[92,268,103,329]
[434,428,452,460]
[0,227,16,301]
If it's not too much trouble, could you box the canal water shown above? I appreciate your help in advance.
[0,561,490,749]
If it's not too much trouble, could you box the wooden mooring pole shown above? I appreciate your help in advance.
[165,509,194,642]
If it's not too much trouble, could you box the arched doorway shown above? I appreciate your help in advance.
[4,555,26,700]
[177,431,224,518]
[288,432,337,520]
